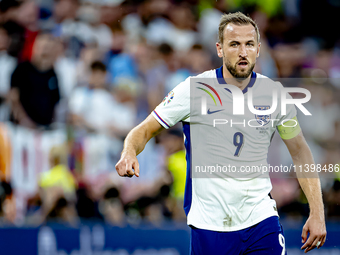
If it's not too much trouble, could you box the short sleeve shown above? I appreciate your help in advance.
[275,83,297,126]
[152,78,190,129]
[275,83,300,139]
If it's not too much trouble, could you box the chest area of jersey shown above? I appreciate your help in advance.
[191,86,278,134]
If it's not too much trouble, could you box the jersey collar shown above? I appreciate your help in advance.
[215,65,257,94]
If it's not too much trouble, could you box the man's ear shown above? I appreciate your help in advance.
[216,42,223,58]
[257,42,261,58]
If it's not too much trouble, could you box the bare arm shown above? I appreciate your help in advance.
[115,114,164,178]
[283,131,327,253]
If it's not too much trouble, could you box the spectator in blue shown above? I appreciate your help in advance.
[106,25,139,87]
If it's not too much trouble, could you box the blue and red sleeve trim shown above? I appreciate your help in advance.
[153,110,171,128]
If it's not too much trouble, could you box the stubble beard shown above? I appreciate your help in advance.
[224,57,255,80]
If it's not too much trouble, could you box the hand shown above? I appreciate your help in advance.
[301,214,327,253]
[115,152,140,178]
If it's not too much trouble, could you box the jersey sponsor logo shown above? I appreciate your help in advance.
[162,91,174,106]
[254,105,271,126]
[207,108,224,114]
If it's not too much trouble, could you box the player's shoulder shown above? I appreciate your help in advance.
[187,69,217,81]
[175,69,216,90]
[193,69,217,79]
[255,73,283,89]
[181,69,216,85]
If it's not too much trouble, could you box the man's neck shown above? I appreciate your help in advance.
[31,58,53,72]
[222,64,252,91]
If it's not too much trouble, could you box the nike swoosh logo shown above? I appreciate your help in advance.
[207,109,224,114]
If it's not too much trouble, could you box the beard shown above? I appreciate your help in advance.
[224,57,255,80]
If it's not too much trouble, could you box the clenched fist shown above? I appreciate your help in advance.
[115,152,140,178]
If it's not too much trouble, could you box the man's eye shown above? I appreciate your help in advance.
[247,43,254,46]
[231,44,237,47]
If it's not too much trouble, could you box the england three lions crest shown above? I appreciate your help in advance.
[254,105,271,126]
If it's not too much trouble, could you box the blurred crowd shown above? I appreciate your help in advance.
[0,0,339,226]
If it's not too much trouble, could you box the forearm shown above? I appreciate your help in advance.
[293,146,324,217]
[116,114,164,177]
[297,177,324,217]
[122,115,163,156]
[122,125,149,156]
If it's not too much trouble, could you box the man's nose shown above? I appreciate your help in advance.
[239,45,247,58]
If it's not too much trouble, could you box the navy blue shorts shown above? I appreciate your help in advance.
[190,216,287,255]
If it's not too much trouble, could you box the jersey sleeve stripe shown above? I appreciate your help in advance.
[153,110,171,128]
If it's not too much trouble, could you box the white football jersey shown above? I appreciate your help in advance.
[152,66,297,231]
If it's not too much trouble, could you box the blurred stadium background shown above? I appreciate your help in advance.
[0,0,339,254]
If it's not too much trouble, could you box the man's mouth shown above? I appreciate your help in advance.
[238,60,248,67]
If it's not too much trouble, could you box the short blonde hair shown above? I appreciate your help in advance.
[218,12,260,44]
